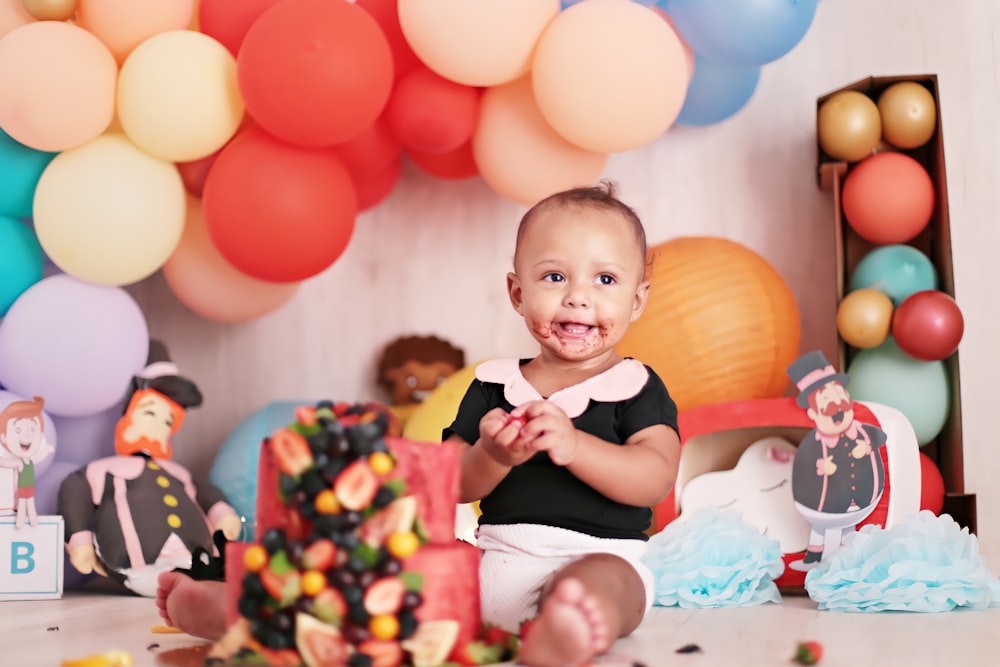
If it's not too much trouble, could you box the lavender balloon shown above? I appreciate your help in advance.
[49,399,123,466]
[0,275,148,417]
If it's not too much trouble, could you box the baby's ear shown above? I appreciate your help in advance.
[631,280,651,321]
[507,272,523,312]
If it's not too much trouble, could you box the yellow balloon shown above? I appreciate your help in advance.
[532,0,690,153]
[472,76,607,205]
[877,81,937,150]
[817,90,881,163]
[118,30,244,163]
[836,288,894,349]
[34,133,186,286]
[163,195,300,323]
[398,0,560,87]
[403,363,480,443]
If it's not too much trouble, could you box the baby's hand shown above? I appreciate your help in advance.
[479,408,536,467]
[515,401,579,466]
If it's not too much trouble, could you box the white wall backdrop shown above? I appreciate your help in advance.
[128,0,1000,562]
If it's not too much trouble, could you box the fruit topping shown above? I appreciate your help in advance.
[271,428,314,477]
[334,460,379,511]
[296,613,352,667]
[400,620,460,667]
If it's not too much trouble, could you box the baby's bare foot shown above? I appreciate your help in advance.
[155,571,229,640]
[519,577,610,667]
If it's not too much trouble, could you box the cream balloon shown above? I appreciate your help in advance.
[33,133,186,286]
[0,21,116,151]
[163,195,300,323]
[472,76,607,206]
[532,0,689,153]
[398,0,560,87]
[75,0,195,64]
[118,30,244,162]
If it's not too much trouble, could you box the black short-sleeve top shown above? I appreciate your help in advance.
[443,358,679,541]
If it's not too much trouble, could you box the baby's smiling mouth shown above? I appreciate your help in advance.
[555,322,594,338]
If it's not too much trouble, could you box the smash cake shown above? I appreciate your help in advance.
[208,401,516,666]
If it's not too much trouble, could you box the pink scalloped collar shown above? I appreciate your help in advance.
[475,358,648,419]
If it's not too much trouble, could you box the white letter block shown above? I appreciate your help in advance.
[0,515,64,600]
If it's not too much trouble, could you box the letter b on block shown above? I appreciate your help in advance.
[11,542,35,574]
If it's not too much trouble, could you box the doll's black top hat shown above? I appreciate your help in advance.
[787,351,851,408]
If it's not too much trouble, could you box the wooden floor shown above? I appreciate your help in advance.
[5,590,999,667]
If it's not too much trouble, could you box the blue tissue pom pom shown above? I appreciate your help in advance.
[805,511,1000,612]
[642,507,785,608]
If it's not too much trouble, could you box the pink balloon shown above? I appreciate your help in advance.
[892,290,964,361]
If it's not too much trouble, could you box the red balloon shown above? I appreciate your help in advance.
[356,0,422,82]
[384,66,481,155]
[841,152,935,244]
[176,151,219,197]
[352,154,403,212]
[918,451,945,515]
[408,140,479,180]
[892,289,964,361]
[333,115,402,180]
[202,127,357,282]
[237,0,394,147]
[198,0,280,56]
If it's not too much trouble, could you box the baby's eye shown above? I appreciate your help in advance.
[596,274,616,286]
[542,272,565,283]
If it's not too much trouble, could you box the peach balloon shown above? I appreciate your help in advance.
[21,0,76,21]
[33,133,186,286]
[75,0,195,63]
[836,287,894,349]
[654,8,695,83]
[0,0,33,39]
[472,76,607,206]
[163,195,299,323]
[0,21,116,151]
[398,0,560,86]
[532,0,689,153]
[117,30,244,162]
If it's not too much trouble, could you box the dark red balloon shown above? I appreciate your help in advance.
[892,290,964,361]
[918,451,945,515]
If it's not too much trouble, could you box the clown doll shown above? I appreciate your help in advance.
[786,351,887,569]
[0,396,55,528]
[58,364,241,596]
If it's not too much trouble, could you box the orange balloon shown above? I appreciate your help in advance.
[841,152,935,245]
[616,237,800,413]
[817,90,881,163]
[836,288,893,349]
[163,195,299,323]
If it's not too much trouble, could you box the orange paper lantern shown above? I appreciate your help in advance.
[617,237,800,412]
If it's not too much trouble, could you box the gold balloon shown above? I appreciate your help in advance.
[836,288,894,349]
[817,90,882,163]
[877,81,937,149]
[21,0,77,21]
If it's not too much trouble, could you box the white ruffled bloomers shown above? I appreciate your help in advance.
[643,508,1000,613]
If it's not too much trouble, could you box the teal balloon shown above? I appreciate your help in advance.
[209,401,304,541]
[0,129,57,219]
[849,244,937,304]
[847,337,949,446]
[0,215,44,316]
[677,55,761,126]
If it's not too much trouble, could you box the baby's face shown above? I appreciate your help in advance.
[509,206,648,365]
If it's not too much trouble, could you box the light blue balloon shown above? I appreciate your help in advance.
[668,0,819,66]
[847,337,950,446]
[0,129,57,219]
[677,55,761,126]
[209,400,304,541]
[0,215,44,316]
[849,244,938,304]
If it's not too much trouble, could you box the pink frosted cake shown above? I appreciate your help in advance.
[211,401,515,667]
